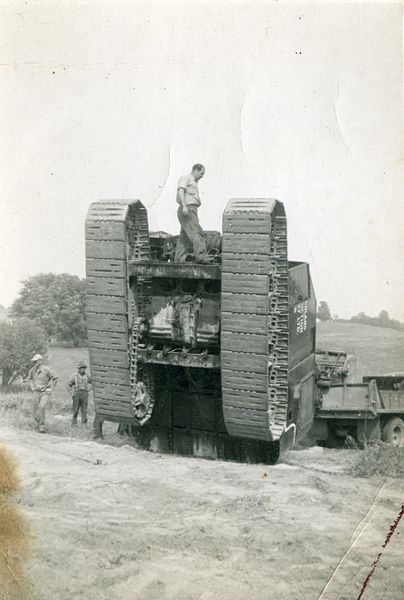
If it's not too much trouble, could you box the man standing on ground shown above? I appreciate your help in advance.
[67,360,92,426]
[28,354,58,433]
[174,163,212,263]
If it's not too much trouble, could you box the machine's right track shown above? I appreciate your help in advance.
[221,199,289,442]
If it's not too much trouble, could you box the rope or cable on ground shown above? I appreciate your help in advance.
[317,477,388,600]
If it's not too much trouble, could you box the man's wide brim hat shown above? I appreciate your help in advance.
[31,354,43,362]
[77,361,87,368]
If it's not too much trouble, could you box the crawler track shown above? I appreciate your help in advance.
[221,199,289,442]
[86,200,155,422]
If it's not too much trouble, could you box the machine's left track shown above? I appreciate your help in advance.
[86,200,155,423]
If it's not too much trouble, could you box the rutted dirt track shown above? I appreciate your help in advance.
[1,426,403,600]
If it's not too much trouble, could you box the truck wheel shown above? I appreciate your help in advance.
[382,417,404,447]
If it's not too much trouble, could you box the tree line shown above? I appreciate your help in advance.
[317,301,404,331]
[350,310,404,332]
[0,274,86,384]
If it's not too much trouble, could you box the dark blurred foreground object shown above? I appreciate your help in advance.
[0,445,32,599]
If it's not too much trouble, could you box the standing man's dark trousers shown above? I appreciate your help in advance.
[175,206,207,262]
[72,390,88,425]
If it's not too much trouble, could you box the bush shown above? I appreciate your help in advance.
[352,442,404,478]
[0,318,48,386]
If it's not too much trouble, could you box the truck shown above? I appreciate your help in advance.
[85,198,404,462]
[311,353,404,448]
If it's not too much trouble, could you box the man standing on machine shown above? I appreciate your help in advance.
[174,163,212,264]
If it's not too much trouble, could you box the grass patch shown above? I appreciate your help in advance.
[0,346,96,437]
[0,346,128,444]
[317,321,404,379]
[0,386,132,448]
[0,385,126,446]
[0,388,96,440]
[351,443,404,478]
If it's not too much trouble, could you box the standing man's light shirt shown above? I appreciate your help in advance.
[176,174,201,207]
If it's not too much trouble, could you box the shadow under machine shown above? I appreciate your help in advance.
[85,198,317,463]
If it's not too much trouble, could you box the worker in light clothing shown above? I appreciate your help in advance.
[28,354,58,433]
[174,163,212,263]
[67,360,92,425]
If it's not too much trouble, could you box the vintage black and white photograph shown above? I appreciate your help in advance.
[0,1,403,599]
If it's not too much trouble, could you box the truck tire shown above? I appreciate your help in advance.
[382,417,404,447]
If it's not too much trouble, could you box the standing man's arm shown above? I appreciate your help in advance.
[67,375,75,394]
[28,368,35,392]
[48,370,58,391]
[178,188,188,215]
[177,176,189,215]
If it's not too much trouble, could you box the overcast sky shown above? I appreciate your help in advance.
[1,1,403,320]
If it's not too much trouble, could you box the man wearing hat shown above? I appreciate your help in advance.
[67,360,92,426]
[28,354,58,433]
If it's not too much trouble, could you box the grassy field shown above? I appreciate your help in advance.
[316,320,404,378]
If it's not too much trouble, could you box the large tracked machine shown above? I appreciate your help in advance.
[85,198,317,463]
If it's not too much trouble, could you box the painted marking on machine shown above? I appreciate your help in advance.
[294,300,308,334]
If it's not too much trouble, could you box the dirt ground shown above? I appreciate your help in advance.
[1,425,403,600]
[1,322,403,599]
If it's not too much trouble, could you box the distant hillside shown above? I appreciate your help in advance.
[316,320,404,378]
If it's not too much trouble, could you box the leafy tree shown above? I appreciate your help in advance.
[378,310,389,325]
[351,312,372,325]
[317,301,332,321]
[11,273,87,346]
[0,318,48,385]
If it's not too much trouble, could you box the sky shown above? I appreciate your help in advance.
[1,0,403,321]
